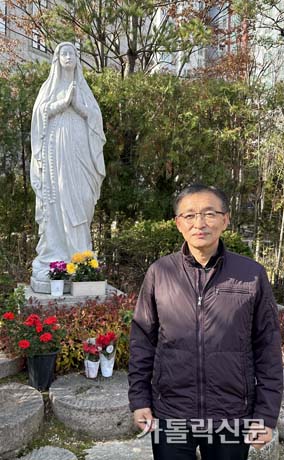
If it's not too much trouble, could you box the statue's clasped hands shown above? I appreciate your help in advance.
[64,81,76,108]
[63,81,87,119]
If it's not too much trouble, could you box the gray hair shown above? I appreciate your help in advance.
[173,184,229,215]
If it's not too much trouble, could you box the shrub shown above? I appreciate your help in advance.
[105,220,253,292]
[56,294,136,372]
[222,230,253,258]
[20,294,136,373]
[0,288,136,371]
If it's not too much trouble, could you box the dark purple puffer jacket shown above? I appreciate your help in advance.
[128,243,283,428]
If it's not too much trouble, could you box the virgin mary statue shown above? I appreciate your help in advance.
[30,42,106,290]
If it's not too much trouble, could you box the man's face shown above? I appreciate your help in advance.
[175,192,229,254]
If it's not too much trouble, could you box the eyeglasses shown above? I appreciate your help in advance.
[177,211,226,223]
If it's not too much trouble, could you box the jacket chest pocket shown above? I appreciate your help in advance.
[215,286,252,310]
[213,286,253,338]
[216,287,250,295]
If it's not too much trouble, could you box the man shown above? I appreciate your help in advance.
[128,184,283,460]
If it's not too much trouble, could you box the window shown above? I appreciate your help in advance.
[32,30,47,52]
[31,1,47,52]
[0,0,6,35]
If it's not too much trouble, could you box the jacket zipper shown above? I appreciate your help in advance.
[183,255,223,421]
[196,261,222,421]
[197,295,204,419]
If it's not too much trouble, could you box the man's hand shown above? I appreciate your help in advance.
[245,422,273,450]
[133,407,155,435]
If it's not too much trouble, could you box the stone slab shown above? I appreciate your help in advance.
[24,283,124,308]
[84,435,153,460]
[0,352,24,379]
[18,446,78,460]
[49,371,135,440]
[0,383,44,459]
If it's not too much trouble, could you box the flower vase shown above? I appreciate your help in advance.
[50,279,64,296]
[100,352,116,377]
[27,351,58,391]
[84,359,100,379]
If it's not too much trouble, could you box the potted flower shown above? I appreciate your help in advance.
[67,250,107,296]
[96,331,118,377]
[83,339,100,379]
[1,311,65,390]
[48,261,69,296]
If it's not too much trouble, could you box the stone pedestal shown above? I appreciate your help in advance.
[24,283,124,308]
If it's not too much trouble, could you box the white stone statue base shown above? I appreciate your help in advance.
[24,283,124,308]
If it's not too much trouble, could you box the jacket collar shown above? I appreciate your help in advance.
[181,239,225,269]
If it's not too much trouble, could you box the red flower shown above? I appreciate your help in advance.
[96,331,117,349]
[43,316,57,325]
[105,331,117,345]
[89,345,99,355]
[83,342,90,353]
[24,314,41,327]
[39,332,53,342]
[95,334,106,348]
[52,324,60,330]
[18,339,30,349]
[3,311,15,320]
[83,341,99,356]
[35,323,43,333]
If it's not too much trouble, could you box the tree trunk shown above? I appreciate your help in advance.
[20,111,28,264]
[125,15,138,75]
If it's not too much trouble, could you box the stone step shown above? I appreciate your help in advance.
[0,352,24,379]
[84,430,280,460]
[0,383,44,459]
[49,371,135,440]
[18,446,78,460]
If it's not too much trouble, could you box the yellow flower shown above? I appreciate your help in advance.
[82,250,94,260]
[71,253,85,263]
[89,259,99,269]
[66,263,76,274]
